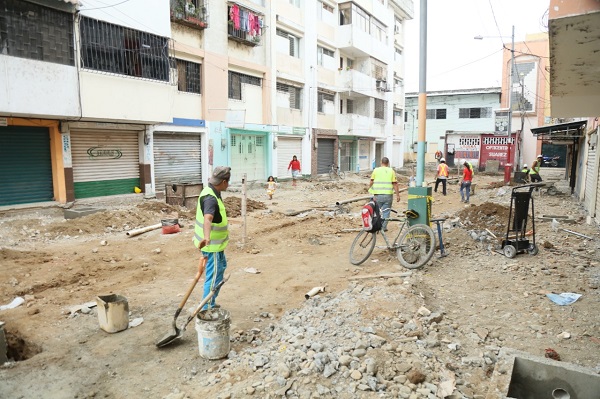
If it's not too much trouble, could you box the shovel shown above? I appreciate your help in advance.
[155,256,206,347]
[156,273,229,348]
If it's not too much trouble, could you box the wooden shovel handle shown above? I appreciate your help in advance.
[176,256,207,310]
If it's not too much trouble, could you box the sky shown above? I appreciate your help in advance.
[403,0,550,93]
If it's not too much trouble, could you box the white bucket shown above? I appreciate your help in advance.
[96,294,129,333]
[195,308,231,360]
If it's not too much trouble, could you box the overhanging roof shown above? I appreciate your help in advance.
[531,120,587,140]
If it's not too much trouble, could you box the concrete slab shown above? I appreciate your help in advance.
[486,348,600,399]
[63,207,106,220]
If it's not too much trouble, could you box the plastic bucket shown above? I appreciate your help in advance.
[195,309,231,360]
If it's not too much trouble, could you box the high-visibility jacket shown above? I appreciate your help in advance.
[437,163,449,177]
[521,168,530,174]
[369,167,396,194]
[193,186,229,252]
[530,161,540,175]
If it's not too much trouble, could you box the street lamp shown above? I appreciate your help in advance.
[475,25,516,179]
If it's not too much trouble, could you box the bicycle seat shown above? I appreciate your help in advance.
[403,209,419,219]
[430,218,447,223]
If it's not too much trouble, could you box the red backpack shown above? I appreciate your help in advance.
[361,198,383,232]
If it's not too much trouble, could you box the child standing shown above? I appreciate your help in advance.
[266,176,276,200]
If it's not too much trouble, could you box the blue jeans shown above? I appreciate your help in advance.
[374,194,393,230]
[460,181,471,202]
[201,251,227,310]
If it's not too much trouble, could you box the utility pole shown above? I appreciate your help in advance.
[506,25,515,174]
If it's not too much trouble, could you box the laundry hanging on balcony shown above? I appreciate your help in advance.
[229,4,262,37]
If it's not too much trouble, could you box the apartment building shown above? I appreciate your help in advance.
[0,0,413,207]
[404,88,501,167]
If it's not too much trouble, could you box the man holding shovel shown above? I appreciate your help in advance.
[194,166,231,318]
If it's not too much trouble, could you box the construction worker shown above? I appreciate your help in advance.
[434,157,449,195]
[521,164,530,183]
[368,157,400,230]
[529,155,543,183]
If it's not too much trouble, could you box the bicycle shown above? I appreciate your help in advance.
[349,209,436,269]
[329,164,345,180]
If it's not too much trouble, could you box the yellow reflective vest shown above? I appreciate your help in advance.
[438,163,449,177]
[193,186,229,252]
[369,167,396,195]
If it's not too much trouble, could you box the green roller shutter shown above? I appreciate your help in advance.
[0,126,53,206]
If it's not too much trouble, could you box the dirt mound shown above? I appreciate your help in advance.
[224,197,267,218]
[456,202,511,233]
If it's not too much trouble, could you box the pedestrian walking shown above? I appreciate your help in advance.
[459,159,473,203]
[434,158,449,195]
[266,176,276,200]
[368,157,400,230]
[194,166,231,317]
[287,155,301,187]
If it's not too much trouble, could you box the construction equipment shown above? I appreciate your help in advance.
[497,183,541,258]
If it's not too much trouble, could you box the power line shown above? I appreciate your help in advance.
[79,0,132,11]
[434,49,503,76]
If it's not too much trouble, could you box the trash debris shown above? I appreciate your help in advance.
[546,292,582,306]
[560,228,593,240]
[0,297,25,311]
[129,317,144,328]
[544,348,561,361]
[551,218,560,232]
[557,331,571,340]
[305,285,327,300]
[243,267,260,274]
[67,301,97,316]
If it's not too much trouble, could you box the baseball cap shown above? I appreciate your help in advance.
[209,166,231,185]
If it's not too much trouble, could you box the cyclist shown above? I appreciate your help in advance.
[368,157,400,230]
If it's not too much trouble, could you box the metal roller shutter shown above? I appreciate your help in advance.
[154,132,202,191]
[317,139,334,174]
[277,137,302,178]
[0,126,53,206]
[584,144,597,215]
[71,130,140,198]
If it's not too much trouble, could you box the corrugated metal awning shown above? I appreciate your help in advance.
[531,120,587,140]
[60,0,80,4]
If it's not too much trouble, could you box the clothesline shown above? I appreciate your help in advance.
[229,4,263,37]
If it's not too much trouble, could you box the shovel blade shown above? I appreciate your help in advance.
[155,327,182,348]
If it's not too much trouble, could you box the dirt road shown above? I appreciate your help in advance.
[1,168,598,398]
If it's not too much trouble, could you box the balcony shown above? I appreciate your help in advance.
[338,113,384,138]
[227,3,264,46]
[170,0,209,30]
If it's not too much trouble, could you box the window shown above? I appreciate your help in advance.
[228,4,263,45]
[317,46,334,66]
[276,29,299,57]
[374,99,385,119]
[80,17,170,81]
[317,1,335,23]
[370,17,387,44]
[426,109,446,119]
[371,58,387,80]
[347,99,354,114]
[0,0,74,66]
[176,59,201,93]
[394,17,402,34]
[339,3,369,33]
[317,91,334,112]
[393,109,403,125]
[228,71,261,100]
[277,82,302,109]
[459,107,492,119]
[394,47,403,63]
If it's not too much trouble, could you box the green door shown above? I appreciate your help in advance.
[0,126,53,206]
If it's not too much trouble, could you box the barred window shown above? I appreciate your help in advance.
[228,71,262,100]
[80,16,170,81]
[374,99,386,119]
[176,59,201,94]
[426,109,446,119]
[0,0,74,66]
[277,82,302,109]
[459,107,492,119]
[317,91,334,112]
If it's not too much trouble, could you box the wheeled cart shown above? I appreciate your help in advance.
[497,184,542,258]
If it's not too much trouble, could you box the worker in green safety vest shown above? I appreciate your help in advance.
[368,157,400,230]
[193,166,231,316]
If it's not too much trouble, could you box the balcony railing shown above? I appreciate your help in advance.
[170,0,209,30]
[227,3,264,46]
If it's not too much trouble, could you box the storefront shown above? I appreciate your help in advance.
[276,135,303,178]
[153,131,203,192]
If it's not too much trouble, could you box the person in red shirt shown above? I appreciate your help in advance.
[287,155,301,186]
[460,159,473,203]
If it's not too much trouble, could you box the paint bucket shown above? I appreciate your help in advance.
[96,294,129,333]
[195,308,231,360]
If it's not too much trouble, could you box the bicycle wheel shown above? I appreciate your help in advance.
[349,230,377,265]
[338,170,346,179]
[396,224,435,269]
[329,170,335,180]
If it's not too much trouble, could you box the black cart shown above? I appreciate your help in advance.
[498,184,542,258]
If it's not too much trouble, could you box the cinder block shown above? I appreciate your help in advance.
[63,207,105,220]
